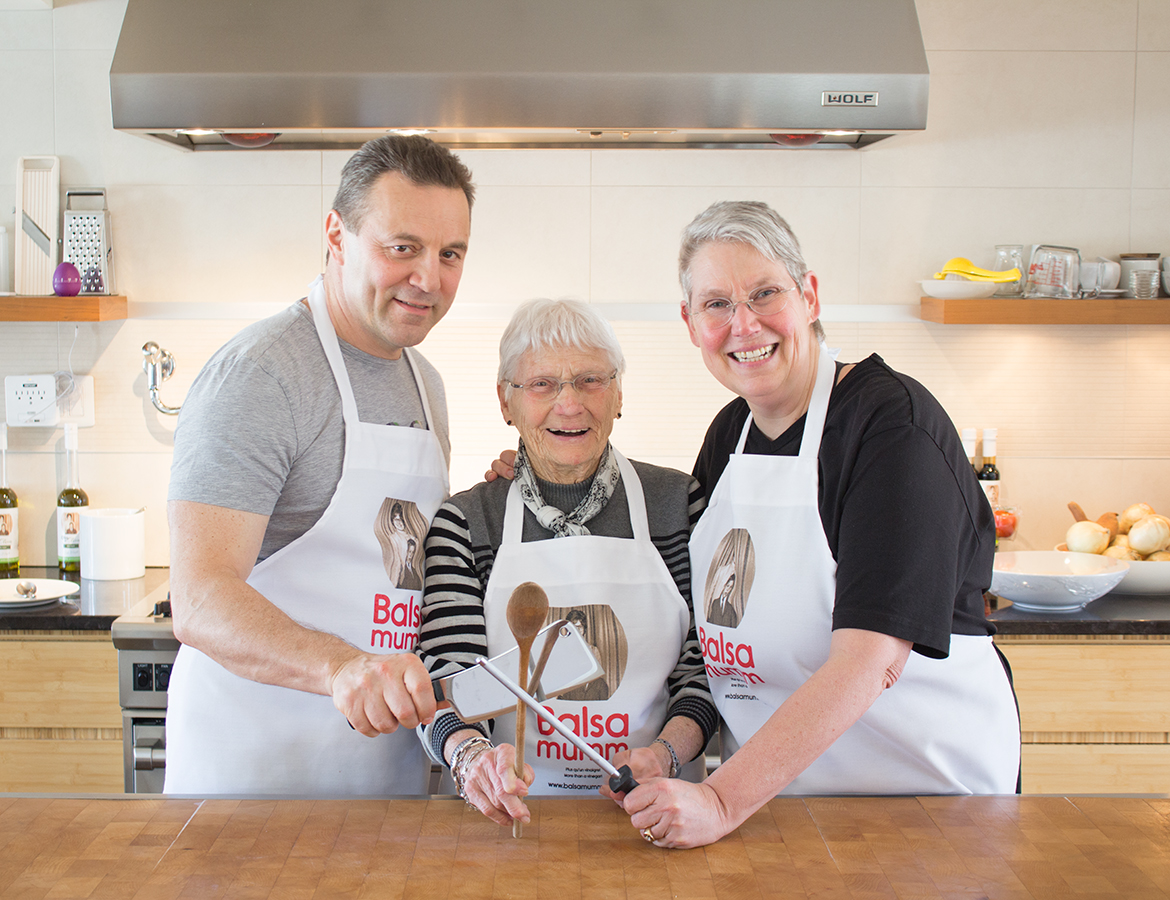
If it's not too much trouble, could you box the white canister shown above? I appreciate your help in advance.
[79,508,146,580]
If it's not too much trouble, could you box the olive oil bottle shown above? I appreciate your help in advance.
[0,424,18,574]
[57,423,88,572]
[978,428,1001,508]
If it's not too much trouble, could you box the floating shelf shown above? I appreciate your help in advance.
[0,295,128,322]
[920,297,1170,325]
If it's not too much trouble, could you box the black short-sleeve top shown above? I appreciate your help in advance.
[692,354,996,660]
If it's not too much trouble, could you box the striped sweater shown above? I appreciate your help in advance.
[416,457,718,765]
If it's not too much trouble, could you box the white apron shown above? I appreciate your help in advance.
[690,344,1019,795]
[484,451,704,794]
[165,277,449,796]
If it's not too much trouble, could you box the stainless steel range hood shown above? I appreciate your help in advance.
[110,0,928,151]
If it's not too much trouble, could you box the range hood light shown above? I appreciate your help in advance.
[769,133,826,148]
[387,128,434,137]
[175,128,217,136]
[220,132,281,148]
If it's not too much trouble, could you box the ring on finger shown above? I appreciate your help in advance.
[641,827,655,843]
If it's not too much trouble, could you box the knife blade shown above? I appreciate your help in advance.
[474,655,639,794]
[432,619,602,723]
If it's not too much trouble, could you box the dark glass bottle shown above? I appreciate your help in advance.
[57,423,89,571]
[0,424,18,574]
[978,427,1001,508]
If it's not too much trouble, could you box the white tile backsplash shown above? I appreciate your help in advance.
[2,0,1170,567]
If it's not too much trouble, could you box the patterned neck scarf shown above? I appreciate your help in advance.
[514,440,620,537]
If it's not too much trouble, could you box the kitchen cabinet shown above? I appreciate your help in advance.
[0,632,123,792]
[995,633,1170,794]
[920,296,1170,324]
[0,295,128,321]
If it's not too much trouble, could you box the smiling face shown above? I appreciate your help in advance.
[499,345,623,484]
[324,171,471,359]
[682,241,822,434]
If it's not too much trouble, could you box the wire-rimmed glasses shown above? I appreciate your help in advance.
[688,285,799,327]
[507,371,618,399]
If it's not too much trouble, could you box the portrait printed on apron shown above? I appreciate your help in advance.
[550,604,628,701]
[374,497,427,591]
[702,528,756,629]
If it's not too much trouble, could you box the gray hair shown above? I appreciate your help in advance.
[498,299,626,395]
[679,200,825,341]
[331,135,475,233]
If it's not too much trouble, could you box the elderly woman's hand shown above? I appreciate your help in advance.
[622,779,735,849]
[598,744,670,803]
[461,742,535,826]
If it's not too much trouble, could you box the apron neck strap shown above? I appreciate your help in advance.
[305,275,437,431]
[733,342,836,460]
[502,448,650,544]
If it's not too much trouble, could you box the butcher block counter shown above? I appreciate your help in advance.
[2,794,1169,899]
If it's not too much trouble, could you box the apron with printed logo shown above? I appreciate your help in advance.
[165,276,449,796]
[483,451,704,794]
[690,344,1019,794]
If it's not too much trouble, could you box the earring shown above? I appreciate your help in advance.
[616,412,623,419]
[506,420,513,425]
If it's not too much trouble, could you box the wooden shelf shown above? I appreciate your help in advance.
[920,296,1170,325]
[0,294,128,322]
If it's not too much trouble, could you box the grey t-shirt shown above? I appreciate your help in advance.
[169,300,450,561]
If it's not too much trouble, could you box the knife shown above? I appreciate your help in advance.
[475,655,639,795]
[431,619,602,723]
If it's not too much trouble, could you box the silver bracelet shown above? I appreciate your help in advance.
[449,735,493,800]
[652,738,679,779]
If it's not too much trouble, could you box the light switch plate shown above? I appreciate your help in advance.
[59,375,95,427]
[5,374,58,426]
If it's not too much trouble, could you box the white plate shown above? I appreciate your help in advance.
[0,579,81,604]
[992,550,1129,612]
[920,280,998,300]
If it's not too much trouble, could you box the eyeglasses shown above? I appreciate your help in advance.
[508,371,617,399]
[688,285,799,326]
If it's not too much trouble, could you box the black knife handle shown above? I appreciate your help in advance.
[608,765,639,794]
[432,679,446,703]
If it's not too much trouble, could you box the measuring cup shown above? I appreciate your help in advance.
[1024,246,1080,298]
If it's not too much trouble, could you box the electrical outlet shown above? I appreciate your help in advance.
[5,374,59,426]
[59,375,95,427]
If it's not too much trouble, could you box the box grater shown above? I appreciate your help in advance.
[62,188,116,294]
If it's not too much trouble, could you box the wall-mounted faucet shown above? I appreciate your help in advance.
[142,342,182,415]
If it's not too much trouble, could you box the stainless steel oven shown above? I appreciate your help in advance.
[110,583,177,793]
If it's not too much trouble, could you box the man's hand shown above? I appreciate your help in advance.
[329,651,438,735]
[483,448,517,482]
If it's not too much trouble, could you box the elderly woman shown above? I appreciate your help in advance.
[417,298,718,826]
[617,201,1021,848]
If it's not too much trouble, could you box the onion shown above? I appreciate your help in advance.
[1066,520,1110,555]
[1119,503,1157,534]
[1110,534,1130,549]
[1146,550,1170,562]
[1128,515,1170,556]
[1103,544,1141,560]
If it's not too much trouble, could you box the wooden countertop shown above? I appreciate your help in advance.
[2,795,1168,898]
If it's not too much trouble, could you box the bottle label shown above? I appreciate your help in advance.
[981,480,1001,508]
[57,507,82,563]
[0,508,16,564]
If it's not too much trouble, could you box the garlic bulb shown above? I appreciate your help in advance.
[1110,534,1130,549]
[1119,503,1157,534]
[1128,515,1170,556]
[1103,544,1141,561]
[1066,520,1110,555]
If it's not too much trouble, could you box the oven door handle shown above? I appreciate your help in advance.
[133,744,166,771]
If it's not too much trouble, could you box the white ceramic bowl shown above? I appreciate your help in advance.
[992,550,1129,612]
[920,279,998,300]
[1055,544,1170,596]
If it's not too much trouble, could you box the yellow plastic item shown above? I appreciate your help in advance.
[933,257,1021,283]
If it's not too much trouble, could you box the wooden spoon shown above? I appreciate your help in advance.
[506,582,548,838]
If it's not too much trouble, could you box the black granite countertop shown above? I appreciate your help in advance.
[0,567,169,631]
[989,591,1170,636]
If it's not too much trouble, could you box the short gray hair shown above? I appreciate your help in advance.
[498,299,626,394]
[679,200,824,341]
[331,135,475,233]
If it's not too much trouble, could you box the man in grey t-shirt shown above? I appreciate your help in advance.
[165,136,474,795]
